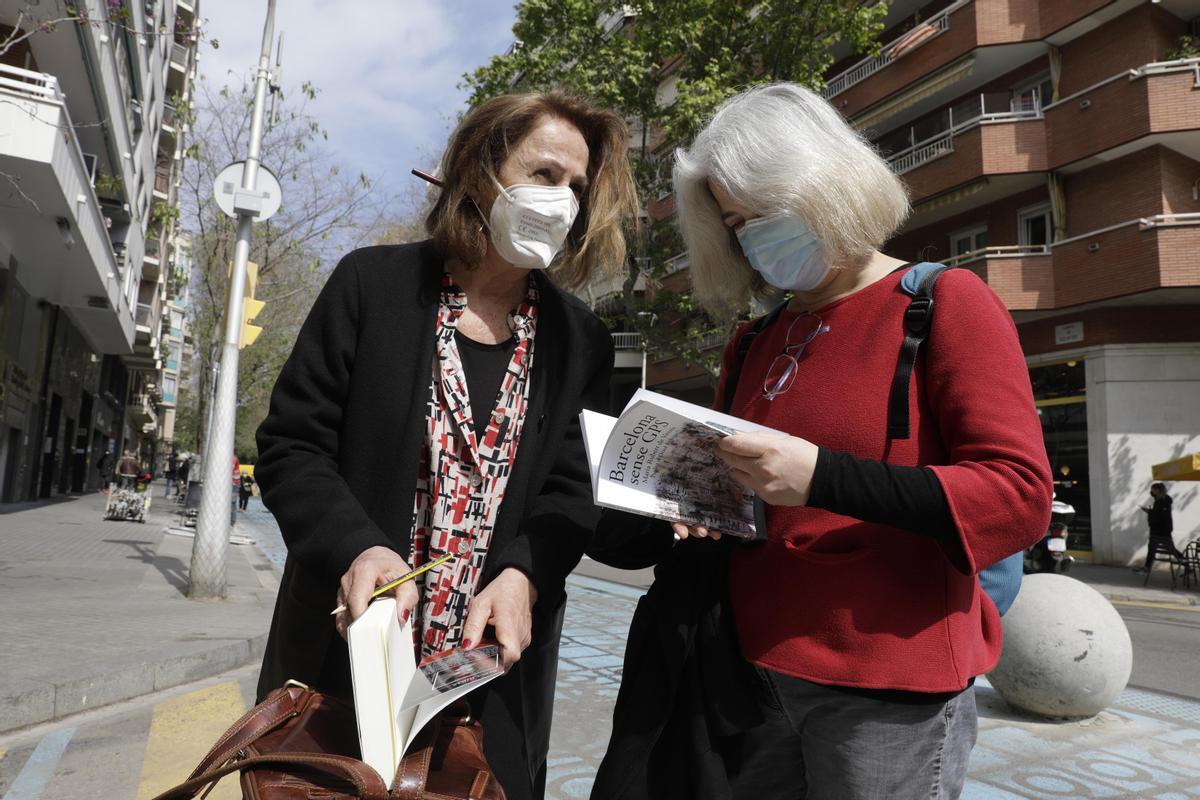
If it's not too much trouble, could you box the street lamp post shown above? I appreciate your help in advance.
[188,0,279,599]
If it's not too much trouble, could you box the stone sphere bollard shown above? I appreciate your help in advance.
[988,573,1132,719]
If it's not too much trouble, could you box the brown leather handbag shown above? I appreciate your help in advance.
[151,681,505,800]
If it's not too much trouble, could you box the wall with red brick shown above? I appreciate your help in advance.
[1017,305,1200,357]
[1160,148,1200,216]
[887,185,1048,262]
[977,253,1055,309]
[1053,226,1165,308]
[981,119,1047,173]
[1056,4,1185,97]
[975,0,1041,45]
[1038,0,1116,40]
[1147,71,1200,134]
[1063,147,1166,236]
[1046,76,1152,169]
[1159,227,1200,288]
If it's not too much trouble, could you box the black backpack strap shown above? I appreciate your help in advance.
[887,264,956,439]
[721,300,788,413]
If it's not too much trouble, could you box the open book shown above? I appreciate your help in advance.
[347,598,504,789]
[580,388,778,539]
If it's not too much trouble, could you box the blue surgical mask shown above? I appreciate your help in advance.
[735,213,830,291]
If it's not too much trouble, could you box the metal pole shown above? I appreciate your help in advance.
[189,0,277,599]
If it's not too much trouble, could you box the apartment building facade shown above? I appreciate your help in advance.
[0,0,199,501]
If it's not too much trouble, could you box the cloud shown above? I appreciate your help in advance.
[197,0,516,198]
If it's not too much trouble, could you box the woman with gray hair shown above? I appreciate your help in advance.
[588,83,1052,799]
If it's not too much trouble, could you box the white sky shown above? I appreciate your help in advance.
[196,1,518,204]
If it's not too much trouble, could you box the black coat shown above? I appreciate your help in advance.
[586,513,765,800]
[254,241,614,798]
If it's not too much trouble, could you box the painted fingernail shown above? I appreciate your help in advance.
[462,639,474,649]
[401,609,411,623]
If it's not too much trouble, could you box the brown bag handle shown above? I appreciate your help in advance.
[149,751,388,800]
[186,683,311,781]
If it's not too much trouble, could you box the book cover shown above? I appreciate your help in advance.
[581,388,778,538]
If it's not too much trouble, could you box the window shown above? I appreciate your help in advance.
[1012,73,1054,112]
[1018,204,1053,247]
[949,225,988,260]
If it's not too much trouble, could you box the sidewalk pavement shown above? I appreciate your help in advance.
[0,486,278,734]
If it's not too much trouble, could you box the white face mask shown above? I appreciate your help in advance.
[486,179,580,270]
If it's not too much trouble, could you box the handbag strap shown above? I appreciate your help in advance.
[149,751,389,800]
[186,683,311,781]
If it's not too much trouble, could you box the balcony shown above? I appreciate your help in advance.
[824,0,1112,125]
[166,42,191,94]
[130,393,159,427]
[823,3,957,102]
[1051,214,1200,308]
[889,97,1046,204]
[0,65,133,353]
[944,245,1054,310]
[1046,58,1200,171]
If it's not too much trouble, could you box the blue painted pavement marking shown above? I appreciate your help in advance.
[2,728,75,800]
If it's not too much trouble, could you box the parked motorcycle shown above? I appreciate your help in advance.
[1024,498,1076,574]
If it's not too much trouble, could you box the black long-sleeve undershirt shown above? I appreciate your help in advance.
[807,447,969,572]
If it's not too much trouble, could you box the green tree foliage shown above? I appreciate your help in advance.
[463,0,886,378]
[176,76,383,460]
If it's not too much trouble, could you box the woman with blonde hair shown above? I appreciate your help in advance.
[590,83,1052,799]
[255,89,638,799]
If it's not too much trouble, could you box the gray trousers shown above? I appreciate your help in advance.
[727,667,978,800]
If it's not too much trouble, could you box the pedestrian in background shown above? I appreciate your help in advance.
[588,83,1052,800]
[96,447,114,490]
[175,455,191,500]
[1136,482,1181,573]
[238,471,255,511]
[254,90,638,799]
[116,450,140,489]
[164,452,178,498]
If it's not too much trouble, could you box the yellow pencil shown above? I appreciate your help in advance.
[329,552,455,616]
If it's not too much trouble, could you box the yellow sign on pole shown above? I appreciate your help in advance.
[228,260,265,349]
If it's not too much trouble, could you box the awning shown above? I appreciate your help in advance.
[1152,453,1200,481]
[852,55,976,132]
[910,177,990,216]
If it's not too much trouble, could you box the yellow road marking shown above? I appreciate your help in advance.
[136,682,246,800]
[1110,599,1200,611]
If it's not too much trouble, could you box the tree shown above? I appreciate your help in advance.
[463,0,887,378]
[175,76,384,460]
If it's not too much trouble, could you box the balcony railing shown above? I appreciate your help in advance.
[943,244,1050,267]
[136,303,153,327]
[886,95,1042,174]
[890,131,955,174]
[822,1,966,99]
[611,332,644,351]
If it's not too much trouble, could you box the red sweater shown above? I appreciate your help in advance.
[723,268,1052,693]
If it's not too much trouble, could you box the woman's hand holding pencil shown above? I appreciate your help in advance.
[332,547,454,639]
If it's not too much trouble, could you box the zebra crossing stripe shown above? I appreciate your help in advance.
[1,728,75,800]
[135,682,245,800]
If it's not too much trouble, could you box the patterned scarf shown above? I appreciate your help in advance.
[408,272,538,656]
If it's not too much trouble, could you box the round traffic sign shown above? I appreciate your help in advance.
[213,161,283,221]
